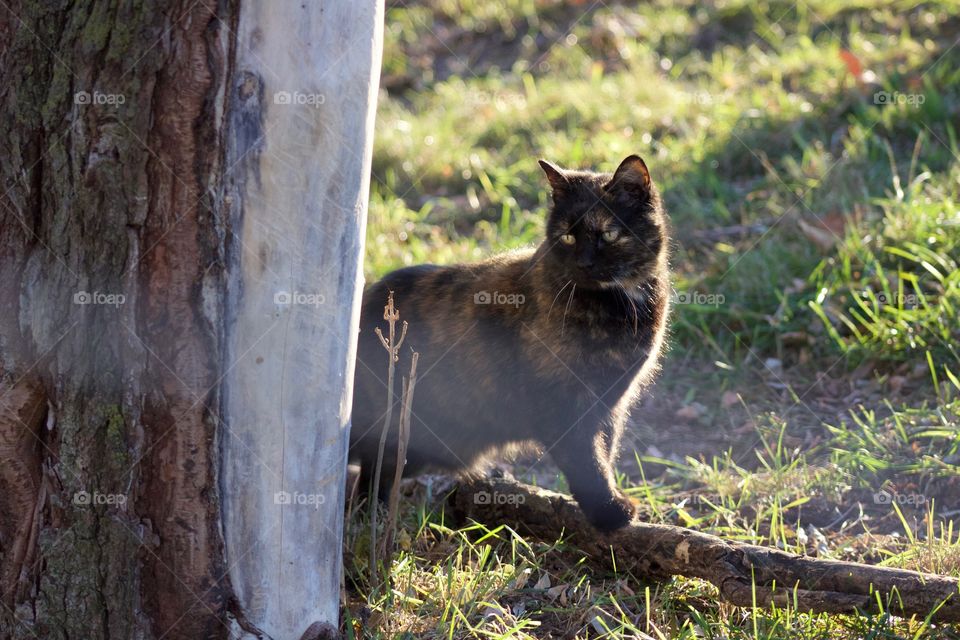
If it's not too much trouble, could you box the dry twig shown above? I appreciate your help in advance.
[370,291,407,582]
[454,477,960,622]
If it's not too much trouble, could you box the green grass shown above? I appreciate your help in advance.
[351,1,960,637]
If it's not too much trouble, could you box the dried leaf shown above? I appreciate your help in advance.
[798,213,848,251]
[676,402,707,420]
[546,583,568,601]
[721,391,740,408]
[839,49,863,78]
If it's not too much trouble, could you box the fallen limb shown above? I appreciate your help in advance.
[452,477,960,623]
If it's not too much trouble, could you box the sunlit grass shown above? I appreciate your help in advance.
[354,0,960,637]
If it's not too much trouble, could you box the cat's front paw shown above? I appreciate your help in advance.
[582,493,636,533]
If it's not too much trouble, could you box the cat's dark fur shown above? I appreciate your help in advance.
[350,155,670,532]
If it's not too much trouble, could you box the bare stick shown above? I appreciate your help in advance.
[370,292,407,583]
[381,351,419,580]
[454,477,960,622]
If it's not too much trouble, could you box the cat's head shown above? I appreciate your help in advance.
[538,155,667,289]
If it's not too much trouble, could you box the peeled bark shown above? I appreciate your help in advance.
[0,1,382,637]
[454,477,960,623]
[220,2,382,637]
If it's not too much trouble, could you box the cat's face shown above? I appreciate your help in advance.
[539,155,666,289]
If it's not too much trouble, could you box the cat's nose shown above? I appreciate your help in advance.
[576,246,595,268]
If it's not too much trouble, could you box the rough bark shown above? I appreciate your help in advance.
[0,1,381,637]
[454,477,960,623]
[0,378,45,611]
[0,2,228,636]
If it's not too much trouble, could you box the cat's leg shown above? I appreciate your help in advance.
[605,418,624,468]
[550,425,635,532]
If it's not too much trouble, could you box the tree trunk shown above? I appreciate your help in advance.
[0,2,382,638]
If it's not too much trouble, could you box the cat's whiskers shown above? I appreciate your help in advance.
[613,277,640,335]
[561,283,577,336]
[547,279,573,318]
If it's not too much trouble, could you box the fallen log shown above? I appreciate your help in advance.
[452,477,960,623]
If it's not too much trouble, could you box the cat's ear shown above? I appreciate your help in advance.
[606,155,651,195]
[538,159,569,196]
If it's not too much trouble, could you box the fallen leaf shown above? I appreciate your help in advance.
[721,391,740,408]
[888,375,907,393]
[482,603,510,621]
[676,405,699,419]
[839,49,863,78]
[675,402,707,420]
[798,217,844,251]
[806,524,829,556]
[734,420,756,434]
[534,573,551,590]
[546,583,569,601]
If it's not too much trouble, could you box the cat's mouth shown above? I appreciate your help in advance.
[575,276,628,291]
[581,267,655,290]
[568,273,612,289]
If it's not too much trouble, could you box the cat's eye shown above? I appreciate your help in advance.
[560,233,576,245]
[602,229,620,243]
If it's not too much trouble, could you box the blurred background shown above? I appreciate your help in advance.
[366,0,959,472]
[349,1,960,635]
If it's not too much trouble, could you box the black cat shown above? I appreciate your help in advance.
[350,155,670,532]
